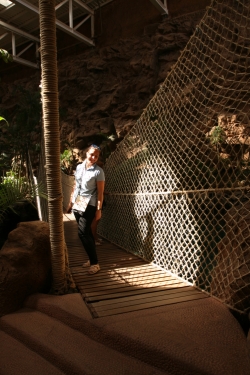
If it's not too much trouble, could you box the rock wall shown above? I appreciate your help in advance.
[0,8,207,160]
[210,198,250,313]
[0,221,51,316]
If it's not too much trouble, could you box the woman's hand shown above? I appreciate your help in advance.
[95,209,102,221]
[66,201,73,213]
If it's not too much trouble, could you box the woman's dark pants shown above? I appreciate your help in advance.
[73,205,98,265]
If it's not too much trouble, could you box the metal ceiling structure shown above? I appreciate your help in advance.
[0,0,168,68]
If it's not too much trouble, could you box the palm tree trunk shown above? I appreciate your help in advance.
[39,0,75,293]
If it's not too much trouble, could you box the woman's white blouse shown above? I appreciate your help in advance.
[73,160,105,206]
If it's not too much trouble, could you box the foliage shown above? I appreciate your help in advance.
[0,87,41,174]
[0,116,8,123]
[0,116,11,170]
[13,87,41,131]
[60,141,77,175]
[209,126,226,145]
[60,149,74,175]
[0,171,47,224]
[0,49,13,63]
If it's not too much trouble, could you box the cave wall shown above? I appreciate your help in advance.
[0,0,210,160]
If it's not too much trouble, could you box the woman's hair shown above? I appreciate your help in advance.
[87,144,101,153]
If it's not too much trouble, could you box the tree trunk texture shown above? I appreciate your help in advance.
[39,0,75,293]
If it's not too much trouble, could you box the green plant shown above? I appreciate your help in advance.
[0,117,11,171]
[209,126,226,145]
[0,49,13,63]
[0,87,41,176]
[60,142,76,175]
[0,171,47,223]
[1,170,20,184]
[60,149,73,175]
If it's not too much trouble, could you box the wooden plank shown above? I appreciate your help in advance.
[73,270,175,284]
[79,276,185,293]
[85,283,189,302]
[70,263,158,275]
[90,286,196,307]
[71,257,145,266]
[82,279,187,299]
[91,293,209,317]
[72,275,176,289]
[64,218,206,318]
[71,260,146,272]
[91,288,205,312]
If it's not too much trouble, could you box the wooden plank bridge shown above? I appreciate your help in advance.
[63,214,208,318]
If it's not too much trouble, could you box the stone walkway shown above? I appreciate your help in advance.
[0,292,249,375]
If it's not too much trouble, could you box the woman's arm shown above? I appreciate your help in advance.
[95,180,105,220]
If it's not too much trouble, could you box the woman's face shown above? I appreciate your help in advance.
[86,148,100,166]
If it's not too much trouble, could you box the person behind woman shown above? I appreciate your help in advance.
[67,144,105,274]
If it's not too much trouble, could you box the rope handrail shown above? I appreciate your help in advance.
[105,185,250,196]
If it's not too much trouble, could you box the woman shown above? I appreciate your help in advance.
[67,144,105,274]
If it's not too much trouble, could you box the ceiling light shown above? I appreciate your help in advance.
[0,0,13,7]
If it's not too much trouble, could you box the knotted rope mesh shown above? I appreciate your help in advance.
[99,0,250,313]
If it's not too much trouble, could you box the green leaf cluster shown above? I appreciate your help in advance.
[0,87,41,174]
[209,126,226,145]
[0,171,47,224]
[60,142,76,175]
[0,49,13,63]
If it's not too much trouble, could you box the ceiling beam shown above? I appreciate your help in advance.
[12,55,38,68]
[12,0,95,46]
[0,32,9,41]
[56,17,94,45]
[73,0,94,15]
[0,20,39,42]
[0,19,40,68]
[9,29,39,68]
[149,0,168,15]
[55,0,70,11]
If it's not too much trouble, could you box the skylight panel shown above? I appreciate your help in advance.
[0,0,13,7]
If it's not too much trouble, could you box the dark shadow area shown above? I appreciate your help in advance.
[229,308,249,337]
[0,200,39,249]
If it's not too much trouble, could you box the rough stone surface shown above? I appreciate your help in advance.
[0,8,207,164]
[210,200,250,313]
[0,221,52,316]
[1,293,249,375]
[0,200,39,249]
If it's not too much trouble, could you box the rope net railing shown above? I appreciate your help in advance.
[99,0,250,314]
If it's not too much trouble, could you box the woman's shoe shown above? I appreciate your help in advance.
[82,260,90,267]
[88,264,100,274]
